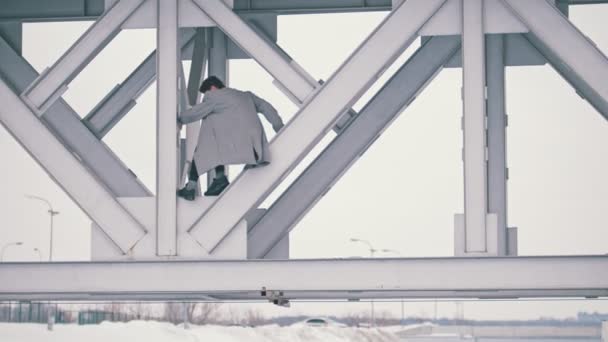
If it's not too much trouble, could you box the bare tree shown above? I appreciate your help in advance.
[374,310,396,327]
[163,302,221,325]
[192,302,221,325]
[163,302,183,324]
[241,308,266,327]
[342,311,370,327]
[104,302,124,321]
[128,302,151,320]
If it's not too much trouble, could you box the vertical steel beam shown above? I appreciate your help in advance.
[208,28,227,84]
[188,0,448,252]
[0,76,146,253]
[183,29,206,189]
[187,28,207,106]
[206,27,229,186]
[248,36,462,258]
[461,0,488,253]
[0,35,150,198]
[21,0,146,114]
[503,0,608,121]
[84,29,197,138]
[486,34,508,256]
[156,0,179,256]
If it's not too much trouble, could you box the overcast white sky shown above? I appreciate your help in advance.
[0,3,607,320]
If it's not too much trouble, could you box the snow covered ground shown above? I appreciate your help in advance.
[0,321,400,342]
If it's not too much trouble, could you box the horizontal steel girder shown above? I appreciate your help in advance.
[0,256,607,301]
[1,0,606,21]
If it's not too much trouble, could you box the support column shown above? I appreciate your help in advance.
[156,0,179,256]
[206,27,229,186]
[486,34,508,256]
[458,0,495,254]
[183,28,207,193]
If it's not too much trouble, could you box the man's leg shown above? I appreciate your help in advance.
[205,165,229,196]
[189,161,200,183]
[177,161,199,200]
[214,165,225,178]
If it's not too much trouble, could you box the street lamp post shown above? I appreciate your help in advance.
[25,195,59,261]
[349,239,404,328]
[25,195,59,331]
[1,241,24,261]
[349,238,377,327]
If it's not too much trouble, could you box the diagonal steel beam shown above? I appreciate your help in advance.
[20,0,146,115]
[0,75,147,254]
[192,2,358,133]
[248,36,462,259]
[502,0,608,121]
[192,0,319,104]
[0,33,150,198]
[187,0,448,252]
[83,29,196,138]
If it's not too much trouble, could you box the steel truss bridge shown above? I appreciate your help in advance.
[0,0,607,302]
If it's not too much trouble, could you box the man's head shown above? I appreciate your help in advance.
[199,76,226,93]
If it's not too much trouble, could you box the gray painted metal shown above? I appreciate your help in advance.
[187,28,207,106]
[156,0,179,256]
[0,21,21,55]
[486,34,509,256]
[188,0,448,253]
[1,0,606,22]
[226,14,277,59]
[193,0,318,105]
[1,256,607,300]
[0,34,150,197]
[84,29,196,138]
[248,36,462,259]
[503,0,608,121]
[0,73,146,253]
[183,28,206,191]
[207,26,230,186]
[461,0,489,253]
[0,0,105,21]
[232,0,392,14]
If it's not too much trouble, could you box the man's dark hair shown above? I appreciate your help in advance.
[199,76,225,93]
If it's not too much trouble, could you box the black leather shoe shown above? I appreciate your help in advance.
[204,175,229,196]
[177,187,195,201]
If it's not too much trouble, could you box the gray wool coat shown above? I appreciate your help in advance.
[179,87,284,174]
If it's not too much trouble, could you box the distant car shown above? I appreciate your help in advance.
[298,317,347,327]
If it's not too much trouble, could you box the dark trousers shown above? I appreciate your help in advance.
[189,161,224,182]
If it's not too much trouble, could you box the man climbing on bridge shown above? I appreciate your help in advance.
[177,76,284,199]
